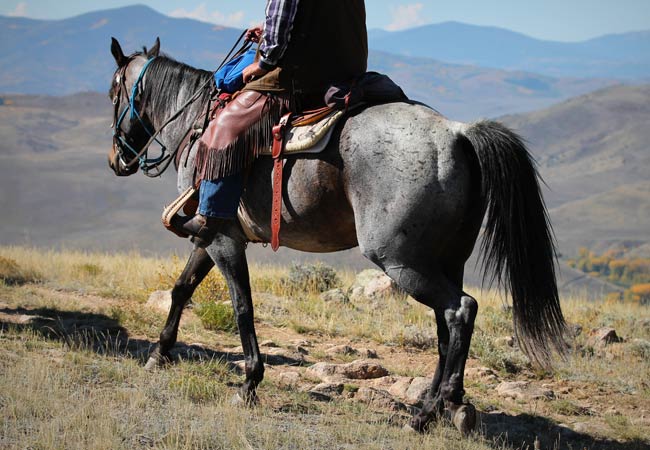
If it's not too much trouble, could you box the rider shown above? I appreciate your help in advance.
[171,0,368,246]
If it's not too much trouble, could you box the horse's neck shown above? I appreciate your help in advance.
[155,92,209,151]
[143,63,212,167]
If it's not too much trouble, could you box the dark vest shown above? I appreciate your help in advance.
[279,0,368,93]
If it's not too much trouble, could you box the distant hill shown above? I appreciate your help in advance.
[500,84,650,256]
[0,6,616,120]
[368,22,650,80]
[369,51,615,120]
[0,5,242,95]
[2,85,647,298]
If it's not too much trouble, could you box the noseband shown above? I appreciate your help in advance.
[112,56,172,176]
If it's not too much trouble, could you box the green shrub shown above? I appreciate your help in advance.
[194,301,237,333]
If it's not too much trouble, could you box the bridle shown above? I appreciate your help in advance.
[110,30,250,178]
[111,56,170,176]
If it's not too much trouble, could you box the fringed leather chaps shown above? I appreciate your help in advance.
[195,91,287,183]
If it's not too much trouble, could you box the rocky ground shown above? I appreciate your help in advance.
[1,283,648,449]
[1,249,649,449]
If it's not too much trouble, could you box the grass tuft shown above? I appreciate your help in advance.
[194,302,237,333]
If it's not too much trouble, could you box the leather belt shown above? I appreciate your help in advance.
[271,113,292,251]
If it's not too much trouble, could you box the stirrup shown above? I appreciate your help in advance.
[162,186,197,238]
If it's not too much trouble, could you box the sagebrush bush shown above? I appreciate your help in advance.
[0,256,41,285]
[283,263,340,293]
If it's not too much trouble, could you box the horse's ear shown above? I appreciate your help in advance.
[111,37,127,67]
[148,37,160,58]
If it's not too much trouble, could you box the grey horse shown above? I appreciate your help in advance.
[107,38,566,435]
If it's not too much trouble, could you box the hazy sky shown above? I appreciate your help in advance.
[2,0,649,42]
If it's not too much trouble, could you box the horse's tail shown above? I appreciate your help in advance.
[461,120,567,367]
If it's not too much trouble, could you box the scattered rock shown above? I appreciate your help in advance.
[349,269,398,299]
[354,387,405,411]
[388,377,413,400]
[496,381,554,400]
[308,382,344,400]
[589,327,622,346]
[277,371,300,387]
[358,348,379,359]
[260,340,278,348]
[146,290,172,312]
[405,377,431,406]
[370,376,399,390]
[265,347,307,363]
[465,366,499,382]
[307,360,389,382]
[320,288,349,303]
[325,345,358,357]
[341,360,390,380]
[307,362,339,381]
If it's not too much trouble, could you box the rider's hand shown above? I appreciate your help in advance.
[243,63,269,84]
[245,25,263,43]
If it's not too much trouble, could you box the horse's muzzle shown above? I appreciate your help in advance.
[108,144,138,177]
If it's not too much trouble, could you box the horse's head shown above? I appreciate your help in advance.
[107,37,160,176]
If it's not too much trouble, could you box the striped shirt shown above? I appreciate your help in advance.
[259,0,300,71]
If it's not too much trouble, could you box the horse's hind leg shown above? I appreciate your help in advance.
[411,295,478,435]
[145,246,215,369]
[380,263,478,435]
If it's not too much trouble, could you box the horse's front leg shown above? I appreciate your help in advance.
[205,224,263,405]
[145,246,215,369]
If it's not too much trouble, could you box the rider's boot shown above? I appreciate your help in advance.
[170,214,220,247]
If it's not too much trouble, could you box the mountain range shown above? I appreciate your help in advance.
[368,22,650,80]
[1,5,641,120]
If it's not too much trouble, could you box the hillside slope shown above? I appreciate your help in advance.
[500,84,650,255]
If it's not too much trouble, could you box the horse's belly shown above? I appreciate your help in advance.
[240,157,358,252]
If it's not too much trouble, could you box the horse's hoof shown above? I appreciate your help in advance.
[402,423,418,434]
[144,349,172,371]
[230,391,258,407]
[144,356,161,371]
[450,403,477,436]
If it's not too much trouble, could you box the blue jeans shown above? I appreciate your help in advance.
[198,174,244,218]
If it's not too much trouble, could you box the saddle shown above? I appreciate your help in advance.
[163,72,407,250]
[162,107,344,244]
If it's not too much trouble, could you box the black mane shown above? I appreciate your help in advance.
[139,54,213,116]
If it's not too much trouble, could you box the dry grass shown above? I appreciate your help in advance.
[1,246,649,450]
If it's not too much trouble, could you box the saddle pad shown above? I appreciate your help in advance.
[259,110,344,156]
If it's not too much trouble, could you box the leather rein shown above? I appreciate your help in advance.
[111,30,248,178]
